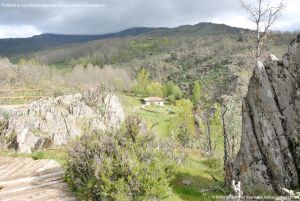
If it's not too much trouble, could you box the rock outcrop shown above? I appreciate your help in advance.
[0,92,124,153]
[233,34,300,194]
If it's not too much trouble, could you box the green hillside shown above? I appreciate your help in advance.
[17,23,291,100]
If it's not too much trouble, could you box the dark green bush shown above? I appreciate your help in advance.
[66,115,177,201]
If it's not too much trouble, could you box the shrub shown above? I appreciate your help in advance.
[66,64,132,90]
[131,68,150,97]
[191,81,202,105]
[66,115,177,201]
[145,82,164,97]
[167,95,176,103]
[0,111,9,149]
[174,99,195,147]
[163,82,182,100]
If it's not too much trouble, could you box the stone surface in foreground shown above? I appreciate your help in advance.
[0,157,77,201]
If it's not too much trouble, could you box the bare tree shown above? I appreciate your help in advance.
[219,95,243,185]
[240,0,285,59]
[220,103,231,184]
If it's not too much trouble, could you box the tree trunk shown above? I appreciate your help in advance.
[205,119,212,156]
[221,107,232,185]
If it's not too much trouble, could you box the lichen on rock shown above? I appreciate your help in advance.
[0,92,125,153]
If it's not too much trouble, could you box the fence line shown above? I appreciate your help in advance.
[0,89,51,92]
[0,88,77,105]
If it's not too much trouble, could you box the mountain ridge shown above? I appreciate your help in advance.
[0,22,244,58]
[0,27,163,57]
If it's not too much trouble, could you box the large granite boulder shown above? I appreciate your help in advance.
[0,93,124,153]
[233,34,300,194]
[103,94,125,128]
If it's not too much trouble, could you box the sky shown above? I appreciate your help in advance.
[0,0,299,38]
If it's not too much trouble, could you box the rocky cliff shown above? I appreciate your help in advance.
[233,34,300,194]
[0,92,125,153]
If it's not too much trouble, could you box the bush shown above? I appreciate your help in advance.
[163,82,182,101]
[174,99,195,147]
[145,82,164,97]
[167,95,176,103]
[66,115,177,201]
[131,68,150,96]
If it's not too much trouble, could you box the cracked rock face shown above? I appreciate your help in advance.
[233,34,300,194]
[0,93,124,153]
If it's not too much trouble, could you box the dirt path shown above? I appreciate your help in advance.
[0,157,77,201]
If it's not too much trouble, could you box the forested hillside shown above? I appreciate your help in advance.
[23,23,293,99]
[0,27,160,57]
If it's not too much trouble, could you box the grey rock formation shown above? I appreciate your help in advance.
[103,94,125,128]
[0,93,124,153]
[233,34,300,194]
[82,89,125,129]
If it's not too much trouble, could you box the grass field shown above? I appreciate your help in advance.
[118,94,178,137]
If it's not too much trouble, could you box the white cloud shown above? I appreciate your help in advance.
[0,25,40,38]
[210,13,254,30]
[274,0,300,30]
[0,0,298,38]
[212,0,300,31]
[284,0,300,13]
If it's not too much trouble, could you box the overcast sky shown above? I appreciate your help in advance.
[0,0,299,38]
